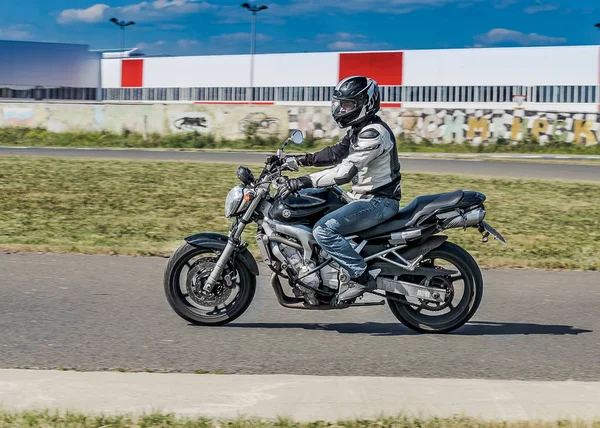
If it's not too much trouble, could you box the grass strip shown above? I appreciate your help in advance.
[0,156,598,270]
[0,410,598,428]
[1,127,600,155]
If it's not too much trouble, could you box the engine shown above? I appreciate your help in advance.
[318,250,348,291]
[273,243,321,289]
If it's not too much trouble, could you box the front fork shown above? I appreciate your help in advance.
[202,189,266,292]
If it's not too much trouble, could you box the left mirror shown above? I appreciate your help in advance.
[290,130,304,145]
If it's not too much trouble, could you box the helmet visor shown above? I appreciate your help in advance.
[332,99,357,116]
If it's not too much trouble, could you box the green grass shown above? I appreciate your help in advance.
[0,156,598,270]
[1,127,600,155]
[0,410,597,428]
[394,135,600,155]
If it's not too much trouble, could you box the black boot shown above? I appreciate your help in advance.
[337,270,378,302]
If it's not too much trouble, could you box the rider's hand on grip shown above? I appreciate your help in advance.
[266,155,285,172]
[278,176,313,200]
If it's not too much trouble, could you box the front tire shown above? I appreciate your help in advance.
[386,241,483,334]
[164,243,256,326]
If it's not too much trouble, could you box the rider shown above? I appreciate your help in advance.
[278,75,401,302]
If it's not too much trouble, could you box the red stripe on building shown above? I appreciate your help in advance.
[121,59,144,88]
[338,52,403,86]
[194,101,275,105]
[382,103,402,108]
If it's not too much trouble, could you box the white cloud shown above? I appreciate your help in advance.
[209,32,272,44]
[215,6,285,24]
[0,24,35,40]
[524,4,559,13]
[318,32,367,42]
[492,0,519,8]
[327,40,391,51]
[302,32,390,51]
[280,0,471,14]
[159,23,186,30]
[136,40,166,50]
[216,0,475,24]
[57,4,110,24]
[57,0,216,24]
[474,28,566,46]
[177,39,199,48]
[328,41,362,50]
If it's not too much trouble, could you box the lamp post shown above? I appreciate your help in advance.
[110,18,135,102]
[241,3,268,104]
[109,17,136,56]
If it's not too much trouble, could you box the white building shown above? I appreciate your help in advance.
[1,40,599,112]
[101,45,600,112]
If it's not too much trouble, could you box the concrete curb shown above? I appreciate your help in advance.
[0,370,599,422]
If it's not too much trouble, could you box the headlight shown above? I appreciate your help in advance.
[225,185,244,218]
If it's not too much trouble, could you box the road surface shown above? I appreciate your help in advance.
[1,146,599,181]
[0,252,597,381]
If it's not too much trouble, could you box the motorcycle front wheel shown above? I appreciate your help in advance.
[386,241,483,334]
[164,243,256,326]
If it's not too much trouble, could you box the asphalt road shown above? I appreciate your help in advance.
[1,146,599,181]
[1,252,598,381]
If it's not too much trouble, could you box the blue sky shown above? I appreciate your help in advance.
[0,0,598,56]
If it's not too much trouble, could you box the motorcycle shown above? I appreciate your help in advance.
[164,130,506,333]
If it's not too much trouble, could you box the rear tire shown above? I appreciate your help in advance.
[386,241,483,334]
[164,243,256,326]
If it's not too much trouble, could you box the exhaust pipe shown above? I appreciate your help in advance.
[442,208,486,229]
[270,274,385,310]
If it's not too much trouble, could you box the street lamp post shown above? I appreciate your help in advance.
[109,17,136,56]
[241,3,268,104]
[109,18,135,102]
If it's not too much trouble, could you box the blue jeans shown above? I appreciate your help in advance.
[312,195,399,278]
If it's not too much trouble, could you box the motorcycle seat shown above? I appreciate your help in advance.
[356,190,465,239]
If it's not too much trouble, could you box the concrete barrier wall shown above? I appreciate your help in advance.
[1,102,598,146]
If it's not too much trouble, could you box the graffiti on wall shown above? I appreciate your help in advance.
[239,112,280,134]
[403,109,599,145]
[170,112,211,133]
[174,116,208,130]
[289,107,345,140]
[2,106,34,126]
[1,103,598,146]
[46,104,103,133]
[291,107,600,145]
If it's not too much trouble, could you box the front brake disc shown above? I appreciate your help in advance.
[186,258,233,307]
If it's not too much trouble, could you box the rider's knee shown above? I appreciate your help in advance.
[313,225,328,245]
[313,222,338,245]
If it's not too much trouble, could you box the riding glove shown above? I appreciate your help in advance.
[279,176,313,199]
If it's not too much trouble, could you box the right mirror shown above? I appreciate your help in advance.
[290,130,304,145]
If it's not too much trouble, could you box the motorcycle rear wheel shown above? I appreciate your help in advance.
[386,241,483,334]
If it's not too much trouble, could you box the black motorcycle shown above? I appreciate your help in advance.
[164,130,506,333]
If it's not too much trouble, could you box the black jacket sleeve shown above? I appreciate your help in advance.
[301,134,351,167]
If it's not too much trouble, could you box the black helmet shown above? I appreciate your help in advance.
[331,75,380,128]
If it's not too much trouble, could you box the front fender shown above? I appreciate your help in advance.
[184,232,260,277]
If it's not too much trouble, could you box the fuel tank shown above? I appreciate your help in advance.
[269,187,347,226]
